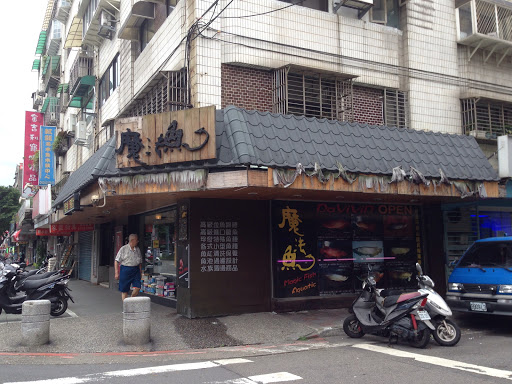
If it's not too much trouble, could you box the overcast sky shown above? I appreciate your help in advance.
[0,1,49,187]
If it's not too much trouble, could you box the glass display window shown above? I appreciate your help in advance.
[142,208,177,299]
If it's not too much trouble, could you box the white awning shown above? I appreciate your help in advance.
[64,17,83,49]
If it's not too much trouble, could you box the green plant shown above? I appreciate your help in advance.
[31,151,39,173]
[52,134,67,153]
[35,244,46,267]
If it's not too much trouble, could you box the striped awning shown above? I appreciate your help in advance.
[32,59,41,71]
[64,17,83,49]
[35,31,47,55]
[57,83,69,94]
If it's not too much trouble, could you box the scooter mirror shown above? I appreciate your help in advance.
[415,262,423,274]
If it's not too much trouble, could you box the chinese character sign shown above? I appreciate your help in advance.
[23,111,43,187]
[39,126,56,186]
[199,220,239,274]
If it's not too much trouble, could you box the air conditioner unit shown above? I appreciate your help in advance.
[75,121,87,145]
[50,112,57,121]
[34,96,43,106]
[498,135,512,178]
[98,10,116,40]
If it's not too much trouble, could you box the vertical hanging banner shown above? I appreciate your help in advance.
[24,111,43,187]
[39,126,56,186]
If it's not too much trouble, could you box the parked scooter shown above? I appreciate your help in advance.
[415,263,461,346]
[343,266,434,348]
[0,264,73,317]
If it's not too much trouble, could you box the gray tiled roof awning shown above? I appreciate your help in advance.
[53,136,117,208]
[218,106,499,182]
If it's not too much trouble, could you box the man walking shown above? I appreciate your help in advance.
[115,234,142,301]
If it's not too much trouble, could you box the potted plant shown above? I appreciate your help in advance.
[52,133,68,156]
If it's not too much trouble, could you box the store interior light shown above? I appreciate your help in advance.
[155,214,162,220]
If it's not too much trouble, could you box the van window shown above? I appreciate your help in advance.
[459,241,512,268]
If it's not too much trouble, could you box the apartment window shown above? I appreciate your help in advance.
[384,89,409,129]
[167,0,179,15]
[272,67,354,121]
[279,0,329,11]
[99,55,120,107]
[127,68,189,116]
[83,0,99,37]
[370,0,401,29]
[140,18,156,52]
[462,98,512,139]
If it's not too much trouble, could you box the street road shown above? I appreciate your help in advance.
[1,313,510,384]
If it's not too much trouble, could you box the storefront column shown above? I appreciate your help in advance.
[423,204,446,295]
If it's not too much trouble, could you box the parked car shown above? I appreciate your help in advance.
[446,237,512,316]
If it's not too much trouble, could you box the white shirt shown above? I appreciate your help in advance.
[115,244,142,267]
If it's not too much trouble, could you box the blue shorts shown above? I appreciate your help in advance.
[119,265,141,292]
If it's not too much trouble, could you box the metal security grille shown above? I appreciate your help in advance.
[461,98,512,139]
[475,0,512,41]
[78,231,93,281]
[384,89,409,128]
[272,67,354,121]
[127,69,189,117]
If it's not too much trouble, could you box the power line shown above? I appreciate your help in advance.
[219,0,306,19]
[201,28,512,95]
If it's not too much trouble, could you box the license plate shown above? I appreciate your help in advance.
[417,310,431,320]
[470,302,487,312]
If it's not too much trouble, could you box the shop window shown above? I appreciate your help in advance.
[142,209,177,299]
[272,201,422,298]
[478,211,512,238]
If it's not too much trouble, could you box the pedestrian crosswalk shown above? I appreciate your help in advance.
[4,358,303,384]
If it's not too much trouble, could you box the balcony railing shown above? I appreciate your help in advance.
[43,56,61,92]
[69,55,95,97]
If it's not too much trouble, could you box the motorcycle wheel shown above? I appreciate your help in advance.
[343,315,365,338]
[433,319,461,347]
[51,297,68,317]
[408,329,431,348]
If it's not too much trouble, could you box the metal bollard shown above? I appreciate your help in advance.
[123,297,151,345]
[21,300,51,346]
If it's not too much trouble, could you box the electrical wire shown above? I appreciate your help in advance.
[200,28,512,95]
[219,0,306,19]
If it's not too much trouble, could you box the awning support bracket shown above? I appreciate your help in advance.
[468,41,483,61]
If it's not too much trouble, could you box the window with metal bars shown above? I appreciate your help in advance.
[461,98,512,139]
[127,69,189,117]
[384,89,409,129]
[272,67,354,121]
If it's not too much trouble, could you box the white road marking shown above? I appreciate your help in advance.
[206,372,302,383]
[248,372,302,383]
[4,358,253,384]
[353,343,512,381]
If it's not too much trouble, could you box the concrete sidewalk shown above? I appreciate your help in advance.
[0,280,349,354]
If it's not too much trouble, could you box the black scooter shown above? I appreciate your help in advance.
[343,267,434,348]
[0,265,73,317]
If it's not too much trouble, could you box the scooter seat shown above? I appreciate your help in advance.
[22,274,62,291]
[23,271,58,281]
[383,291,422,307]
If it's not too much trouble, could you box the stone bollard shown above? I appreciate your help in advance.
[123,297,151,345]
[21,300,51,346]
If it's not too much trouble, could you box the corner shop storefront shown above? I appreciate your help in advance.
[52,105,500,317]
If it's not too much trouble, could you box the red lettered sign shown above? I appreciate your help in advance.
[24,111,43,187]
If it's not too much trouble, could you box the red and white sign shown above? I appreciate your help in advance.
[36,228,71,236]
[24,111,43,187]
[50,224,95,233]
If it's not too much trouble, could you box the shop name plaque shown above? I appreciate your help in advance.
[115,106,216,168]
[199,221,239,273]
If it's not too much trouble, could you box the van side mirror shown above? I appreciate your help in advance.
[449,259,458,267]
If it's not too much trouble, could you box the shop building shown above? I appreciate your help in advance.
[51,106,499,317]
[26,0,512,315]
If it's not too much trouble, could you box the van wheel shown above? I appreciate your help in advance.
[343,315,365,338]
[433,319,461,346]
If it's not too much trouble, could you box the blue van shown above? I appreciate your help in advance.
[446,237,512,316]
